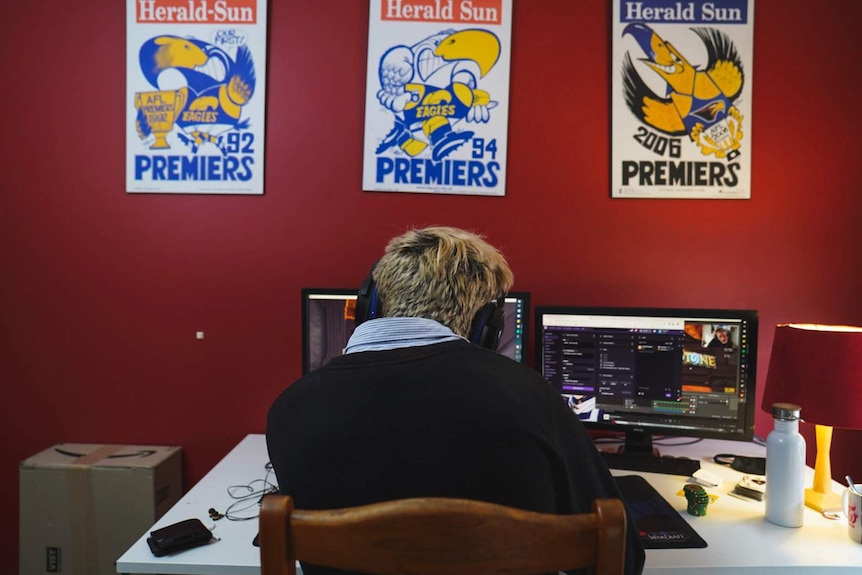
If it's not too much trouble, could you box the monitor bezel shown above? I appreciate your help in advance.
[500,291,531,365]
[533,305,759,443]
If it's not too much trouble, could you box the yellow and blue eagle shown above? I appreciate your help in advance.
[136,35,256,153]
[375,28,501,162]
[622,24,744,160]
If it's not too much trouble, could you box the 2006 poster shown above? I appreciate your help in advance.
[612,0,754,199]
[126,0,267,194]
[362,0,513,196]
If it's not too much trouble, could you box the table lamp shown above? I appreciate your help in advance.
[761,323,862,512]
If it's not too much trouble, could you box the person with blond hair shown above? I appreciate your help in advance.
[364,226,514,339]
[266,226,644,575]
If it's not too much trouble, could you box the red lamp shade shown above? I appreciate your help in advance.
[761,323,862,428]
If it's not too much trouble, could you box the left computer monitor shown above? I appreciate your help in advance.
[301,288,530,374]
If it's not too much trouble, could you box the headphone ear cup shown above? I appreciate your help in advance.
[355,268,381,327]
[469,300,506,351]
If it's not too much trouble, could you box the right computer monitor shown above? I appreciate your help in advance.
[535,306,759,452]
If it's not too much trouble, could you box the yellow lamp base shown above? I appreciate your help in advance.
[804,424,842,512]
[805,487,841,512]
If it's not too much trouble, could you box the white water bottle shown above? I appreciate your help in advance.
[765,403,806,527]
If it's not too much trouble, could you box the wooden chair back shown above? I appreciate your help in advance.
[259,495,626,575]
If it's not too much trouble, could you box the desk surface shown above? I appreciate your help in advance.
[117,434,862,575]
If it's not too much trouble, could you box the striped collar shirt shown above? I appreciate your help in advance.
[344,317,466,354]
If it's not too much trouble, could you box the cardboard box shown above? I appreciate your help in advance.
[20,443,182,575]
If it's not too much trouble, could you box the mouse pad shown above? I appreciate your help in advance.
[614,475,708,549]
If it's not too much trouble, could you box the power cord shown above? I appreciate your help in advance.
[212,463,278,521]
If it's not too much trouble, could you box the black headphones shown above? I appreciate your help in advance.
[354,271,382,325]
[467,297,506,351]
[354,264,506,351]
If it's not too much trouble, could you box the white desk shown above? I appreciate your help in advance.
[117,434,269,575]
[117,434,862,574]
[611,438,860,574]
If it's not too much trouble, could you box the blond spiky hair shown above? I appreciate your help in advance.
[372,226,514,337]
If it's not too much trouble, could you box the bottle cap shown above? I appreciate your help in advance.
[771,403,802,421]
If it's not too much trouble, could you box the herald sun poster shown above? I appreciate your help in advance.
[126,0,267,194]
[612,0,754,199]
[362,0,513,196]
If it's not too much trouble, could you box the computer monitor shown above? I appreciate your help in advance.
[302,289,531,374]
[535,306,758,457]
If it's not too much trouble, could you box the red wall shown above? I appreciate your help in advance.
[4,1,862,571]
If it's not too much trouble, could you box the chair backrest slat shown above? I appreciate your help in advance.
[260,496,626,575]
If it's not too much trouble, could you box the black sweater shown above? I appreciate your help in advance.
[266,340,645,575]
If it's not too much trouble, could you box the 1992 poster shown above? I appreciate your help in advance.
[126,0,267,194]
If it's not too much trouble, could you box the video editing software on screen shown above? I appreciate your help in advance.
[537,308,757,440]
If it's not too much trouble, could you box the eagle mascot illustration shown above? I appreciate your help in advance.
[136,35,256,153]
[375,28,501,162]
[622,23,745,160]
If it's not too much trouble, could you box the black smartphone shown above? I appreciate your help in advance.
[147,518,213,557]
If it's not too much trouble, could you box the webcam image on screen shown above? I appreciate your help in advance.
[682,322,741,393]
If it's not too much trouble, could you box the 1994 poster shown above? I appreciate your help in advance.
[362,0,513,196]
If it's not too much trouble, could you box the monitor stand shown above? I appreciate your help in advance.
[616,429,660,456]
